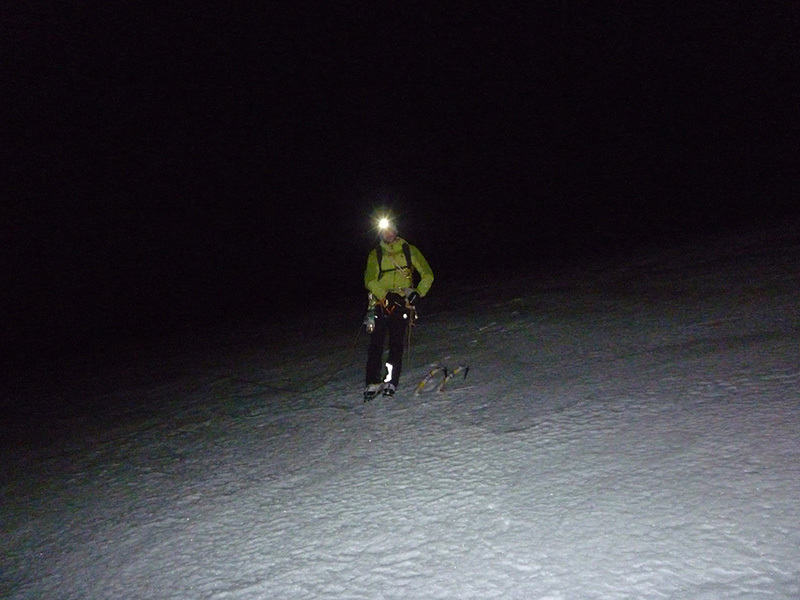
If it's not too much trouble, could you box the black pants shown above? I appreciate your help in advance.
[365,307,409,387]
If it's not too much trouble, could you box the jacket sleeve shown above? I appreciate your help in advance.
[410,245,434,297]
[363,249,385,299]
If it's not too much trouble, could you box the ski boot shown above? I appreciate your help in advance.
[363,383,382,401]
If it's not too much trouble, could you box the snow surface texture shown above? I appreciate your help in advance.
[3,226,800,599]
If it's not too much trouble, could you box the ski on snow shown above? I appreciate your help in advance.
[413,363,470,396]
[362,363,470,402]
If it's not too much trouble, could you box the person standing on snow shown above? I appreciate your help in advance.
[363,218,434,400]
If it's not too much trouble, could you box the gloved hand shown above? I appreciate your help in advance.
[404,288,421,305]
[385,291,406,309]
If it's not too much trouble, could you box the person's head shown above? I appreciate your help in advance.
[378,218,398,243]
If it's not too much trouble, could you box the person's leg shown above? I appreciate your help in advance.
[385,314,407,387]
[365,315,388,385]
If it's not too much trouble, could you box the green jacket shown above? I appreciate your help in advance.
[364,237,434,300]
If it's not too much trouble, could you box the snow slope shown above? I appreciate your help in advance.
[3,225,799,599]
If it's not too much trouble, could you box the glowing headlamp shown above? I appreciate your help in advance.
[378,217,392,231]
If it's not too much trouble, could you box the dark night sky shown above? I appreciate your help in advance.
[4,3,799,365]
